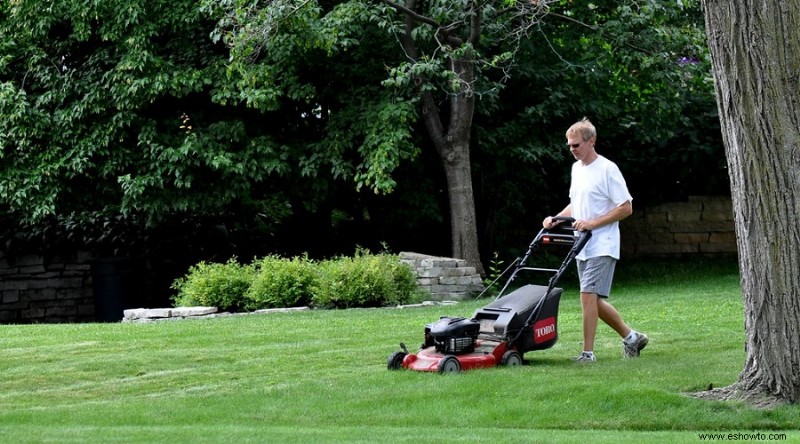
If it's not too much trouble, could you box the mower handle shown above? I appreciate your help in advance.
[550,216,575,226]
[546,216,576,231]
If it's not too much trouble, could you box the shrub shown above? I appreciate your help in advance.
[171,258,255,311]
[313,251,421,309]
[245,255,316,310]
[171,251,422,311]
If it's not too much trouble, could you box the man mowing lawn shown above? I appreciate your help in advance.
[542,117,648,363]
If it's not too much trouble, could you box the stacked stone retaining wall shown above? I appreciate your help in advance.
[622,196,737,256]
[399,252,485,301]
[0,251,95,323]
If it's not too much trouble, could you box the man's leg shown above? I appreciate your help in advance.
[580,292,600,353]
[598,297,648,358]
[597,298,632,339]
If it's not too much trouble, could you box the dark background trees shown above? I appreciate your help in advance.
[1,0,723,305]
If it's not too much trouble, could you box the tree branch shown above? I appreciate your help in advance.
[400,0,419,61]
[378,0,440,29]
[467,1,482,45]
[546,12,599,31]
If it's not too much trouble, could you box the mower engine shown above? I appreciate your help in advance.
[425,317,480,354]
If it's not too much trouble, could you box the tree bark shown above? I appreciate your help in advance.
[441,57,481,274]
[700,0,800,406]
[418,57,484,275]
[394,0,485,275]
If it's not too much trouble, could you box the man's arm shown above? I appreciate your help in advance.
[572,200,632,232]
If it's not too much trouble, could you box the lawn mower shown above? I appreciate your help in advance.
[387,217,590,373]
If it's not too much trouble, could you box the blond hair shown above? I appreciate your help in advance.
[566,117,596,142]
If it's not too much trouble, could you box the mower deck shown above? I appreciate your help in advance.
[403,339,507,372]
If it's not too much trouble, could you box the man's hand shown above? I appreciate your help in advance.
[542,216,556,229]
[572,219,595,232]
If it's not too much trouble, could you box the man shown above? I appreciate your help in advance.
[542,118,648,363]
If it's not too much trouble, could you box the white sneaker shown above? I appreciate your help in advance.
[573,352,596,363]
[623,332,649,358]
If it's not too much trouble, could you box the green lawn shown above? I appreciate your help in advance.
[1,258,798,443]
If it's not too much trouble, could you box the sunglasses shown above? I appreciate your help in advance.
[567,142,582,148]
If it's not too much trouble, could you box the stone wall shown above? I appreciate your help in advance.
[0,251,95,323]
[622,196,737,256]
[400,252,485,300]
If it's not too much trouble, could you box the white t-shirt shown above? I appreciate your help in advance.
[569,155,632,260]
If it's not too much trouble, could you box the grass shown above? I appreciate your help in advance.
[1,258,798,443]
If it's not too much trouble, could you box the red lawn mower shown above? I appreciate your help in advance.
[387,217,590,373]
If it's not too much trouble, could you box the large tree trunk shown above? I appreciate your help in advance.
[390,0,485,275]
[699,0,800,406]
[419,57,484,275]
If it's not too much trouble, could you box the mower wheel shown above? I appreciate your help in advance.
[438,355,461,374]
[500,350,523,367]
[387,351,407,370]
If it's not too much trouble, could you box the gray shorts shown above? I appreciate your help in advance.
[576,256,617,298]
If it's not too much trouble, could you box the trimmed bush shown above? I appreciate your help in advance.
[171,251,422,311]
[313,251,421,309]
[245,255,315,310]
[171,258,255,311]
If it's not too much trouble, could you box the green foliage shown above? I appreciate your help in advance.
[313,250,421,309]
[171,252,421,311]
[171,258,256,311]
[246,255,316,309]
[1,0,724,266]
[0,0,306,253]
[482,251,506,290]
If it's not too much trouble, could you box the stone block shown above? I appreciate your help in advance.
[417,267,445,278]
[26,288,58,301]
[421,258,459,269]
[636,243,699,255]
[644,211,669,224]
[2,290,20,303]
[143,308,173,318]
[700,243,738,254]
[439,276,479,286]
[0,280,28,291]
[123,308,152,320]
[46,306,77,317]
[172,306,219,317]
[669,221,732,233]
[441,267,477,277]
[709,232,737,244]
[667,202,703,222]
[15,255,44,267]
[673,233,710,244]
[57,288,86,300]
[21,308,46,318]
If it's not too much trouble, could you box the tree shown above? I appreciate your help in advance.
[1,0,722,269]
[209,0,719,272]
[0,0,321,255]
[208,0,552,274]
[699,0,800,406]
